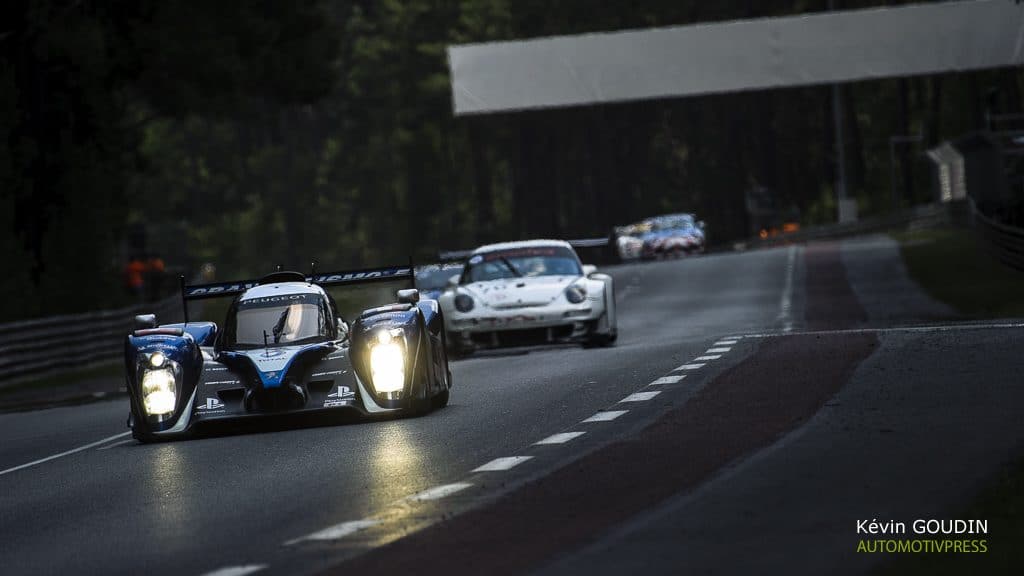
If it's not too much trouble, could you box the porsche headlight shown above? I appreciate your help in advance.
[141,367,177,416]
[565,283,587,304]
[454,293,475,313]
[369,329,406,394]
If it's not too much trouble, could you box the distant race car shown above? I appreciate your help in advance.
[615,225,645,260]
[640,213,705,259]
[125,266,452,442]
[438,240,617,354]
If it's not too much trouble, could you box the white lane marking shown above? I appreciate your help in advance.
[473,457,533,472]
[707,347,732,353]
[673,363,705,371]
[284,519,381,545]
[535,432,586,445]
[408,482,474,501]
[200,566,267,576]
[582,410,628,423]
[714,340,738,346]
[620,391,661,402]
[778,245,796,333]
[97,439,135,451]
[0,431,131,477]
[743,321,1024,339]
[649,375,686,385]
[694,355,722,361]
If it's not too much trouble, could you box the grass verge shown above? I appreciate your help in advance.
[874,455,1024,575]
[891,226,1024,318]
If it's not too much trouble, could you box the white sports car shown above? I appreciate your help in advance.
[438,240,617,354]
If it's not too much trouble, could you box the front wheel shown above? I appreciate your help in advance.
[583,317,617,348]
[433,388,450,409]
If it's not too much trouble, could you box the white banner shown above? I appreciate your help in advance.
[449,0,1024,115]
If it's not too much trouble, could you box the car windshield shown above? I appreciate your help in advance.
[462,246,581,283]
[416,265,464,290]
[231,294,327,347]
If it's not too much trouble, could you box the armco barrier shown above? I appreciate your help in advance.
[969,198,1024,271]
[0,296,182,385]
[749,202,966,249]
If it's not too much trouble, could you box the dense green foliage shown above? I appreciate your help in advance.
[1,0,1021,320]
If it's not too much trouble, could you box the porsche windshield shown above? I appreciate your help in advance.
[231,294,328,347]
[462,246,581,283]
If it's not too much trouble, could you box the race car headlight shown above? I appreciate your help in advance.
[454,293,475,313]
[369,329,406,394]
[141,368,177,416]
[565,284,587,304]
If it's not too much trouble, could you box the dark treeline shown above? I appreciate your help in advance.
[1,0,1020,320]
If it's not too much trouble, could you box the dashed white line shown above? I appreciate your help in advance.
[0,431,131,477]
[535,432,586,445]
[649,375,686,385]
[200,565,267,576]
[581,410,628,423]
[673,363,705,371]
[472,457,532,472]
[620,391,661,402]
[285,520,381,545]
[714,340,738,346]
[706,347,731,353]
[408,482,474,501]
[778,245,796,332]
[694,355,722,361]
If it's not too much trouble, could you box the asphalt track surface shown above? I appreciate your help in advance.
[1,237,1021,575]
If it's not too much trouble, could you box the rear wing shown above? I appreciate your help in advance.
[439,236,618,264]
[182,264,414,301]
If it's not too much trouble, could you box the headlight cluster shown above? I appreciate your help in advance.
[565,283,587,304]
[454,293,475,312]
[369,329,406,394]
[140,352,177,417]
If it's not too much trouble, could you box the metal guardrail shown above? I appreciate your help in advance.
[0,296,182,385]
[969,197,1024,271]
[747,202,965,249]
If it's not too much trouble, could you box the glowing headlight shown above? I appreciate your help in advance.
[369,340,406,394]
[141,368,176,416]
[149,352,165,368]
[565,283,587,304]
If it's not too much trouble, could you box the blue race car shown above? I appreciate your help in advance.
[125,265,452,442]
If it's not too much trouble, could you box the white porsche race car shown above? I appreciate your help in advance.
[438,240,617,354]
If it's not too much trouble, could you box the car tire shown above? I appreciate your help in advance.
[446,333,474,358]
[583,317,617,348]
[434,389,450,409]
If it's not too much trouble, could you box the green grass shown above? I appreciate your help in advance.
[891,227,1024,318]
[878,226,1024,574]
[874,457,1024,575]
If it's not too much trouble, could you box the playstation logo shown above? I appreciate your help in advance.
[196,397,225,410]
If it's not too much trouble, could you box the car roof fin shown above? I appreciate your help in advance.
[258,271,307,285]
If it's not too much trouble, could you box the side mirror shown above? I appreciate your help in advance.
[446,274,460,290]
[397,289,420,304]
[134,314,157,330]
[336,318,350,341]
[582,264,598,277]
